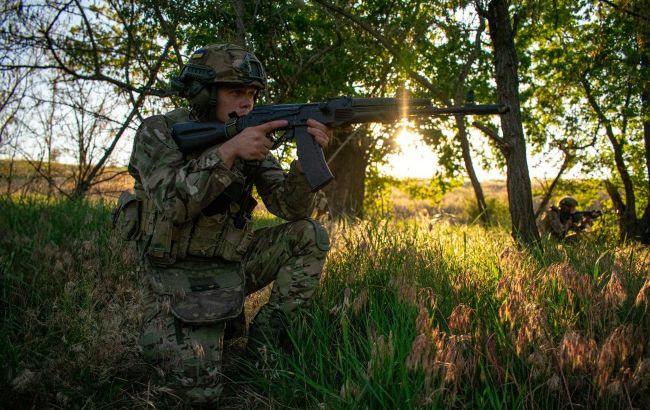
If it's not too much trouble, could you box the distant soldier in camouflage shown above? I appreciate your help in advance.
[539,197,593,240]
[116,44,331,404]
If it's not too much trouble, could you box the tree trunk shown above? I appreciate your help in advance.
[534,151,572,219]
[485,0,540,245]
[323,128,369,218]
[232,0,248,47]
[638,1,650,243]
[455,113,489,223]
[581,75,642,242]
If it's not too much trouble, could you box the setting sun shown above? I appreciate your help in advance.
[380,126,438,179]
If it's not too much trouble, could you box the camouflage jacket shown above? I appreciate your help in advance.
[539,206,574,238]
[128,108,316,264]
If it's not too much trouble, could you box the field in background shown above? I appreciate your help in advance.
[0,160,132,200]
[0,159,611,224]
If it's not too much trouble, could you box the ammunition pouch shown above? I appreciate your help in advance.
[185,212,254,261]
[112,191,141,241]
[141,199,254,267]
[147,258,245,325]
[147,215,180,266]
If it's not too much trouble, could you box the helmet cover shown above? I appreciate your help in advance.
[559,197,578,208]
[179,44,266,90]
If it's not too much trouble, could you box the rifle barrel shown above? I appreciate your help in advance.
[409,104,508,116]
[350,98,431,107]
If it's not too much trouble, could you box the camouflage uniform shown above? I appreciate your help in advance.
[313,190,330,221]
[539,197,587,240]
[118,45,330,404]
[539,206,571,239]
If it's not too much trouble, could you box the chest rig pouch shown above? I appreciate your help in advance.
[112,191,142,241]
[185,176,257,262]
[142,169,258,267]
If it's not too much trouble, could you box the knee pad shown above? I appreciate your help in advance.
[290,218,330,252]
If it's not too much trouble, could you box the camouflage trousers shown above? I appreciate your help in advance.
[139,218,329,404]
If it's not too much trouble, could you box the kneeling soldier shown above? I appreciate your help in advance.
[115,43,331,404]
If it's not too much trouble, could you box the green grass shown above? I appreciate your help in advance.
[0,197,148,407]
[1,197,649,409]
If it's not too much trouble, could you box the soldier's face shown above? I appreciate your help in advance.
[215,85,257,122]
[561,205,576,214]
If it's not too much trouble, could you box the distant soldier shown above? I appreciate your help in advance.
[539,197,596,240]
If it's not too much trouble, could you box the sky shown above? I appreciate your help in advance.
[378,126,568,181]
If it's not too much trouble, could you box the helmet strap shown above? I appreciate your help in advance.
[205,84,219,121]
[208,84,218,109]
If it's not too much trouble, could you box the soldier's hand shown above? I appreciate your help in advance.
[218,120,288,167]
[306,119,332,148]
[294,119,333,173]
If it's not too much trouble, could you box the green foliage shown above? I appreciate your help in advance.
[398,176,463,202]
[362,167,396,218]
[463,196,510,226]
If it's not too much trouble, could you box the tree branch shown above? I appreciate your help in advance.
[78,41,173,195]
[313,0,448,103]
[472,120,506,151]
[598,0,650,21]
[534,150,573,219]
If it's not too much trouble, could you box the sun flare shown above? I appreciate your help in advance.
[380,125,438,179]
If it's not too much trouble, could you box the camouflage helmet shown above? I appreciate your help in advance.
[170,44,266,118]
[559,197,578,208]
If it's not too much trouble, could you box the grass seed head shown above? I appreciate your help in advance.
[547,374,562,392]
[596,325,644,391]
[550,262,595,301]
[351,288,368,316]
[632,358,650,388]
[11,368,38,392]
[406,334,433,373]
[339,379,361,401]
[603,270,628,310]
[416,305,432,335]
[527,349,551,380]
[559,331,597,373]
[634,279,650,307]
[368,332,395,380]
[391,277,417,306]
[448,304,472,334]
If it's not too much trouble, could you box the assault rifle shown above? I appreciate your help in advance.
[172,96,508,191]
[571,210,602,223]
